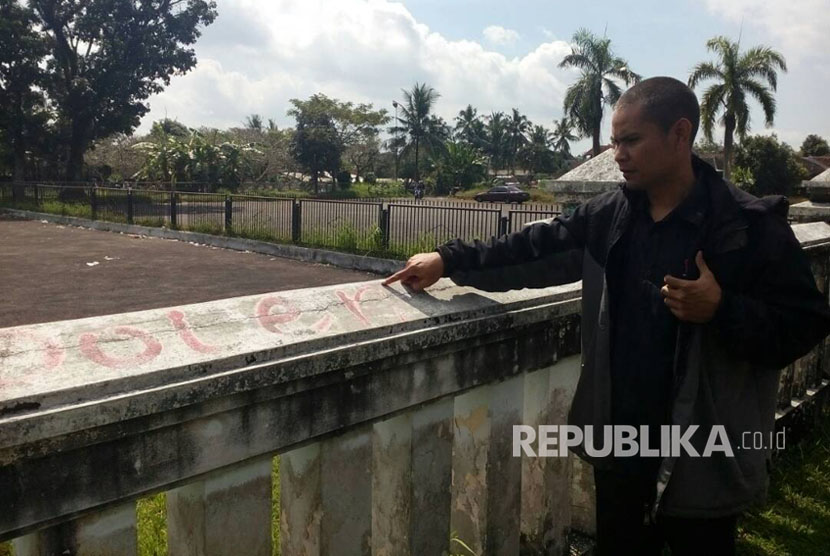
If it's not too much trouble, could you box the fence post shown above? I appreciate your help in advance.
[127,188,134,224]
[91,186,98,220]
[292,200,302,243]
[498,215,509,237]
[225,196,233,234]
[34,183,39,206]
[170,191,178,229]
[380,206,390,250]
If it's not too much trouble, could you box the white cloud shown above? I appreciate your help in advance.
[697,0,830,64]
[483,25,520,46]
[140,0,577,133]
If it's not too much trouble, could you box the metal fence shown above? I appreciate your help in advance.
[0,183,562,259]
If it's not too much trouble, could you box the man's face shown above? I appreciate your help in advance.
[610,103,679,190]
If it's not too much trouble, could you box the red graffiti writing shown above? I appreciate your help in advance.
[167,310,220,354]
[256,296,302,334]
[0,330,65,371]
[336,284,375,326]
[313,313,334,333]
[80,326,162,369]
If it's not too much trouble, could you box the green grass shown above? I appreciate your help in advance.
[137,493,167,556]
[300,224,386,256]
[229,225,291,244]
[736,407,830,555]
[134,217,168,228]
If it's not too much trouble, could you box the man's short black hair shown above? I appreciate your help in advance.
[617,76,700,145]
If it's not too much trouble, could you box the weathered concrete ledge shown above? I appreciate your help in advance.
[0,208,403,275]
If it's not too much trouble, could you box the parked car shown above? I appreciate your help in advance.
[474,185,530,204]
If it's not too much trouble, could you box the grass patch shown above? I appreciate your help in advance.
[134,217,168,228]
[229,226,291,244]
[300,224,386,256]
[137,493,167,556]
[736,407,830,555]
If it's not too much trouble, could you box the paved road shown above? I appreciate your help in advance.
[0,215,378,328]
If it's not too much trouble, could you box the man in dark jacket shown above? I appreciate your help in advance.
[383,76,830,555]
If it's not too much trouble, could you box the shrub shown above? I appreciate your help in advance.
[336,170,352,190]
[734,134,807,196]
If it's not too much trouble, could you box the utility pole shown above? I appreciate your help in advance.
[392,100,399,183]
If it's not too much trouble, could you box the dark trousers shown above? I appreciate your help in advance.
[594,466,738,556]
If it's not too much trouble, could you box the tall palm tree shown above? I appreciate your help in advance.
[559,28,640,157]
[506,108,531,174]
[454,104,485,149]
[483,111,508,174]
[688,36,787,180]
[391,82,443,181]
[551,117,579,159]
[521,125,558,175]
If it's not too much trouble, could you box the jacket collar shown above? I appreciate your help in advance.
[616,155,758,254]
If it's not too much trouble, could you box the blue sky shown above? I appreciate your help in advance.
[140,0,830,152]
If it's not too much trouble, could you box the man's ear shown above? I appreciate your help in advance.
[672,118,693,152]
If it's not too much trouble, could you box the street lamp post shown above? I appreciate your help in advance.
[392,100,399,184]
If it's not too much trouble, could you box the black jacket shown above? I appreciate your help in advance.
[436,156,830,518]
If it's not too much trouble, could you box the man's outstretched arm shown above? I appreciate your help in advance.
[384,202,589,292]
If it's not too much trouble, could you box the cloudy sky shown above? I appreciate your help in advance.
[139,0,830,152]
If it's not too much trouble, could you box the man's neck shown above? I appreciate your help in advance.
[646,161,696,222]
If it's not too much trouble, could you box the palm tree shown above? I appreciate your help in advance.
[391,82,443,181]
[551,117,578,159]
[483,111,508,174]
[506,108,531,175]
[559,28,640,157]
[454,105,486,149]
[521,125,558,176]
[244,114,264,131]
[688,36,787,180]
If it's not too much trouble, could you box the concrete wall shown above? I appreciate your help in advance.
[2,223,829,555]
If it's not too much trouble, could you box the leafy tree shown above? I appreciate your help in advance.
[0,0,49,186]
[506,108,531,174]
[288,99,342,194]
[431,141,486,194]
[345,132,381,183]
[85,133,144,182]
[133,123,188,186]
[551,117,578,159]
[800,134,830,157]
[688,36,787,179]
[31,0,217,182]
[134,125,259,190]
[733,134,806,196]
[390,83,444,181]
[559,28,639,157]
[151,118,190,141]
[289,93,388,188]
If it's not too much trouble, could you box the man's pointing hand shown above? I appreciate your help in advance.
[661,251,723,323]
[382,252,445,292]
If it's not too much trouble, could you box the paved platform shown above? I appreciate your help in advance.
[0,215,377,328]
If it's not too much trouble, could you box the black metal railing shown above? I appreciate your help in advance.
[0,183,562,260]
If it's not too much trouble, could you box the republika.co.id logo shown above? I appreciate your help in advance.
[513,425,787,458]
